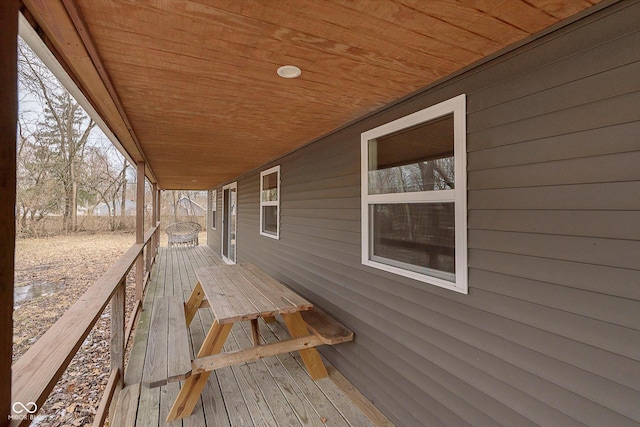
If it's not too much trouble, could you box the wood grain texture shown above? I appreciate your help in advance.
[226,3,640,425]
[11,236,153,425]
[195,264,312,324]
[110,281,126,387]
[143,296,192,388]
[301,307,354,345]
[21,0,599,190]
[184,281,204,326]
[282,312,329,380]
[21,0,147,168]
[110,383,140,427]
[167,321,232,421]
[142,297,169,388]
[91,369,119,427]
[166,296,191,383]
[192,334,323,374]
[115,246,394,426]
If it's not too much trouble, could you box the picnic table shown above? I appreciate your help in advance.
[142,262,353,422]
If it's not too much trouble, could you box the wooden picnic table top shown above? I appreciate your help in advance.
[194,263,313,325]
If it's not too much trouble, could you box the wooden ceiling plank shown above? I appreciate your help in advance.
[65,0,598,190]
[59,0,156,184]
[525,0,596,19]
[395,0,530,45]
[183,0,464,72]
[84,0,460,78]
[213,0,487,62]
[92,39,428,98]
[78,10,448,100]
[21,0,147,170]
[456,0,559,33]
[99,60,421,118]
[325,0,505,55]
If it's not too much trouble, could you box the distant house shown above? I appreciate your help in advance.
[175,196,206,217]
[3,1,639,427]
[92,199,136,216]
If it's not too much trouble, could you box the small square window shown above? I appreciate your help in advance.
[260,166,280,239]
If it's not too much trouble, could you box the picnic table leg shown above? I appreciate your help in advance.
[184,282,205,326]
[166,320,232,421]
[263,315,277,323]
[282,312,328,380]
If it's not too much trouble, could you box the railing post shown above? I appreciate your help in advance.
[1,2,18,425]
[110,279,125,388]
[152,183,158,257]
[157,189,162,251]
[135,162,145,302]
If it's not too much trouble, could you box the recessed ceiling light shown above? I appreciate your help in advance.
[277,65,301,79]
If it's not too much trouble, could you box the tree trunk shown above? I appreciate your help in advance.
[120,162,127,228]
[62,185,71,234]
[71,179,77,232]
[172,190,178,222]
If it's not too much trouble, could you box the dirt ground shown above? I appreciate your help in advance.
[14,232,137,427]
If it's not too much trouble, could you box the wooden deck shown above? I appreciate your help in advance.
[117,245,393,427]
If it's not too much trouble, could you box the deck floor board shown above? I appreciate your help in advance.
[121,245,391,427]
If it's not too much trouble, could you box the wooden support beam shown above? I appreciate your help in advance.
[157,189,161,251]
[192,334,323,374]
[20,0,151,177]
[136,162,145,243]
[250,319,261,346]
[125,300,142,346]
[282,312,329,380]
[135,162,145,301]
[0,2,18,425]
[151,183,158,257]
[59,0,156,185]
[184,282,205,326]
[91,369,120,427]
[167,321,232,421]
[110,281,126,388]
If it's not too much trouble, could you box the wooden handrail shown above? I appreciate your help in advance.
[10,225,159,427]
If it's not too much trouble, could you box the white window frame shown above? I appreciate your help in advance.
[210,189,217,230]
[360,94,468,294]
[221,181,238,265]
[260,165,281,239]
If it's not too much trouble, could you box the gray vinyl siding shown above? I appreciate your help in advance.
[209,1,640,426]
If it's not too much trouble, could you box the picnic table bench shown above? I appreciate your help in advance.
[142,262,354,422]
[165,221,201,247]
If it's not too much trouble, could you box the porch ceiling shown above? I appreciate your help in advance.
[21,0,601,190]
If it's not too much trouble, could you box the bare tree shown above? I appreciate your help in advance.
[18,38,95,233]
[83,141,129,231]
[16,119,62,236]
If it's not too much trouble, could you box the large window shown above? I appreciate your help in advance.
[361,95,467,293]
[260,166,280,239]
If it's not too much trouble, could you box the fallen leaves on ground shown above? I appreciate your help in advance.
[14,232,138,426]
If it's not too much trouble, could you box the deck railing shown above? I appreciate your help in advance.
[10,223,161,427]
